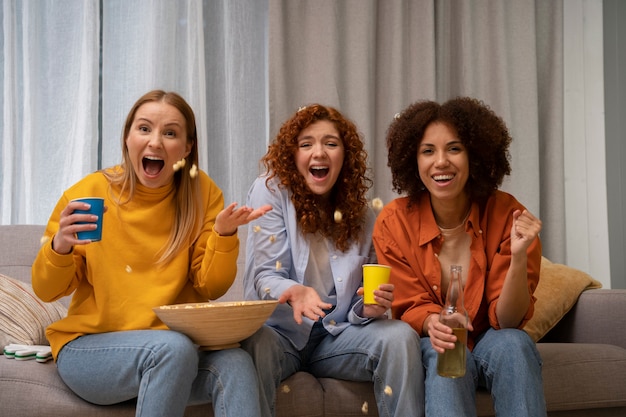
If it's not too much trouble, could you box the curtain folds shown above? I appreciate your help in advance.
[269,0,564,261]
[1,0,100,225]
[2,0,565,263]
[1,0,268,225]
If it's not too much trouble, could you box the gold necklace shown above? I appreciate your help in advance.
[437,208,471,232]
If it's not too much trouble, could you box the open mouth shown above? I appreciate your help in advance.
[143,156,165,176]
[310,166,329,179]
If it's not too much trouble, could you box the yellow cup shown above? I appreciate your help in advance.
[362,264,391,305]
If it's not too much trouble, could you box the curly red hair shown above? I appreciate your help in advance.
[386,97,512,204]
[262,104,372,251]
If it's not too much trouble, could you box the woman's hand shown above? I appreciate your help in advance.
[425,313,474,354]
[214,203,272,236]
[278,284,333,325]
[357,283,394,318]
[510,209,542,256]
[52,200,106,255]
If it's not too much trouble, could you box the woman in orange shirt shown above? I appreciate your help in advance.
[373,97,546,416]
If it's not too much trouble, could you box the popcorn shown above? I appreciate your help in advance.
[384,385,393,396]
[334,210,343,223]
[189,164,198,178]
[361,401,368,414]
[276,260,282,270]
[269,234,276,243]
[40,236,50,246]
[371,197,383,211]
[281,384,291,394]
[125,265,133,273]
[253,225,261,233]
[264,287,271,294]
[173,158,186,171]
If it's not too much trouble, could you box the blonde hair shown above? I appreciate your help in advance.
[102,90,202,265]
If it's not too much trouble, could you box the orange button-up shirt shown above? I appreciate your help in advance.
[372,191,541,349]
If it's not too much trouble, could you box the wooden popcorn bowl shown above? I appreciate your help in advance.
[153,300,278,350]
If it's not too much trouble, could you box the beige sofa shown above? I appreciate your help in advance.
[1,224,626,417]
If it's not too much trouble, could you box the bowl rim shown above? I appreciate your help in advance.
[153,299,279,311]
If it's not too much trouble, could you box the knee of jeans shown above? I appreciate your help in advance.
[240,326,279,361]
[371,320,419,342]
[482,329,541,364]
[493,329,534,350]
[158,331,198,363]
[387,321,420,348]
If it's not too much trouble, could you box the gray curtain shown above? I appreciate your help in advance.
[269,0,564,262]
[3,0,592,272]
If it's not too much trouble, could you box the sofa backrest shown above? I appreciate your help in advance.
[0,224,247,303]
[0,225,45,285]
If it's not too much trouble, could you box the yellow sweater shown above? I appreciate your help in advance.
[32,167,239,359]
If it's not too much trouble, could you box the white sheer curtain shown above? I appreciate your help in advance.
[1,0,610,284]
[1,0,100,225]
[1,0,268,225]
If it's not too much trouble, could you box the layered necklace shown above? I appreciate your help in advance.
[437,207,471,234]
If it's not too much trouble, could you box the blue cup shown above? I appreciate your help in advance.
[72,197,104,241]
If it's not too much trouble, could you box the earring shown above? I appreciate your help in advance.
[173,158,186,172]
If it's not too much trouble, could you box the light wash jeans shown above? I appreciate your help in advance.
[241,319,425,417]
[421,328,546,417]
[56,330,262,417]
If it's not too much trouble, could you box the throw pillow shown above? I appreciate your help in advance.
[0,273,67,347]
[523,257,602,342]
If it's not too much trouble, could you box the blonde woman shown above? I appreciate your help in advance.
[33,90,270,417]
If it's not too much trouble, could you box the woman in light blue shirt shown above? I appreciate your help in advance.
[241,104,424,417]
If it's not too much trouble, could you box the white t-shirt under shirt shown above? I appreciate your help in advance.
[304,232,337,306]
[438,223,471,300]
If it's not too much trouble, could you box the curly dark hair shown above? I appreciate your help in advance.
[386,97,512,204]
[262,104,372,251]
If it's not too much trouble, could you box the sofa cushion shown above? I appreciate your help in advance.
[0,273,67,347]
[0,357,137,416]
[538,343,626,411]
[523,257,602,342]
[276,372,325,417]
[319,378,377,417]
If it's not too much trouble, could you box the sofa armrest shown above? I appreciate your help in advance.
[541,289,626,348]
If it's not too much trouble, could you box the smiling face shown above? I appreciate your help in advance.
[125,101,192,188]
[418,122,470,209]
[295,120,345,198]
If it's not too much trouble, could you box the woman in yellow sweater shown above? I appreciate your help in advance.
[32,90,271,417]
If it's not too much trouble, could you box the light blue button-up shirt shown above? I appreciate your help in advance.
[244,176,377,350]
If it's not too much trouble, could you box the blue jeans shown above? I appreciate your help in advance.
[56,330,262,417]
[421,328,546,417]
[241,319,425,417]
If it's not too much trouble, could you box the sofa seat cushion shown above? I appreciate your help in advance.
[319,378,377,417]
[0,356,216,417]
[0,358,137,416]
[538,343,626,411]
[276,372,324,416]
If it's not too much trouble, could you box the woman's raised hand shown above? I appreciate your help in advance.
[214,202,272,236]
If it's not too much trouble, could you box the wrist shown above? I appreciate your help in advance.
[213,226,236,237]
[51,235,72,255]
